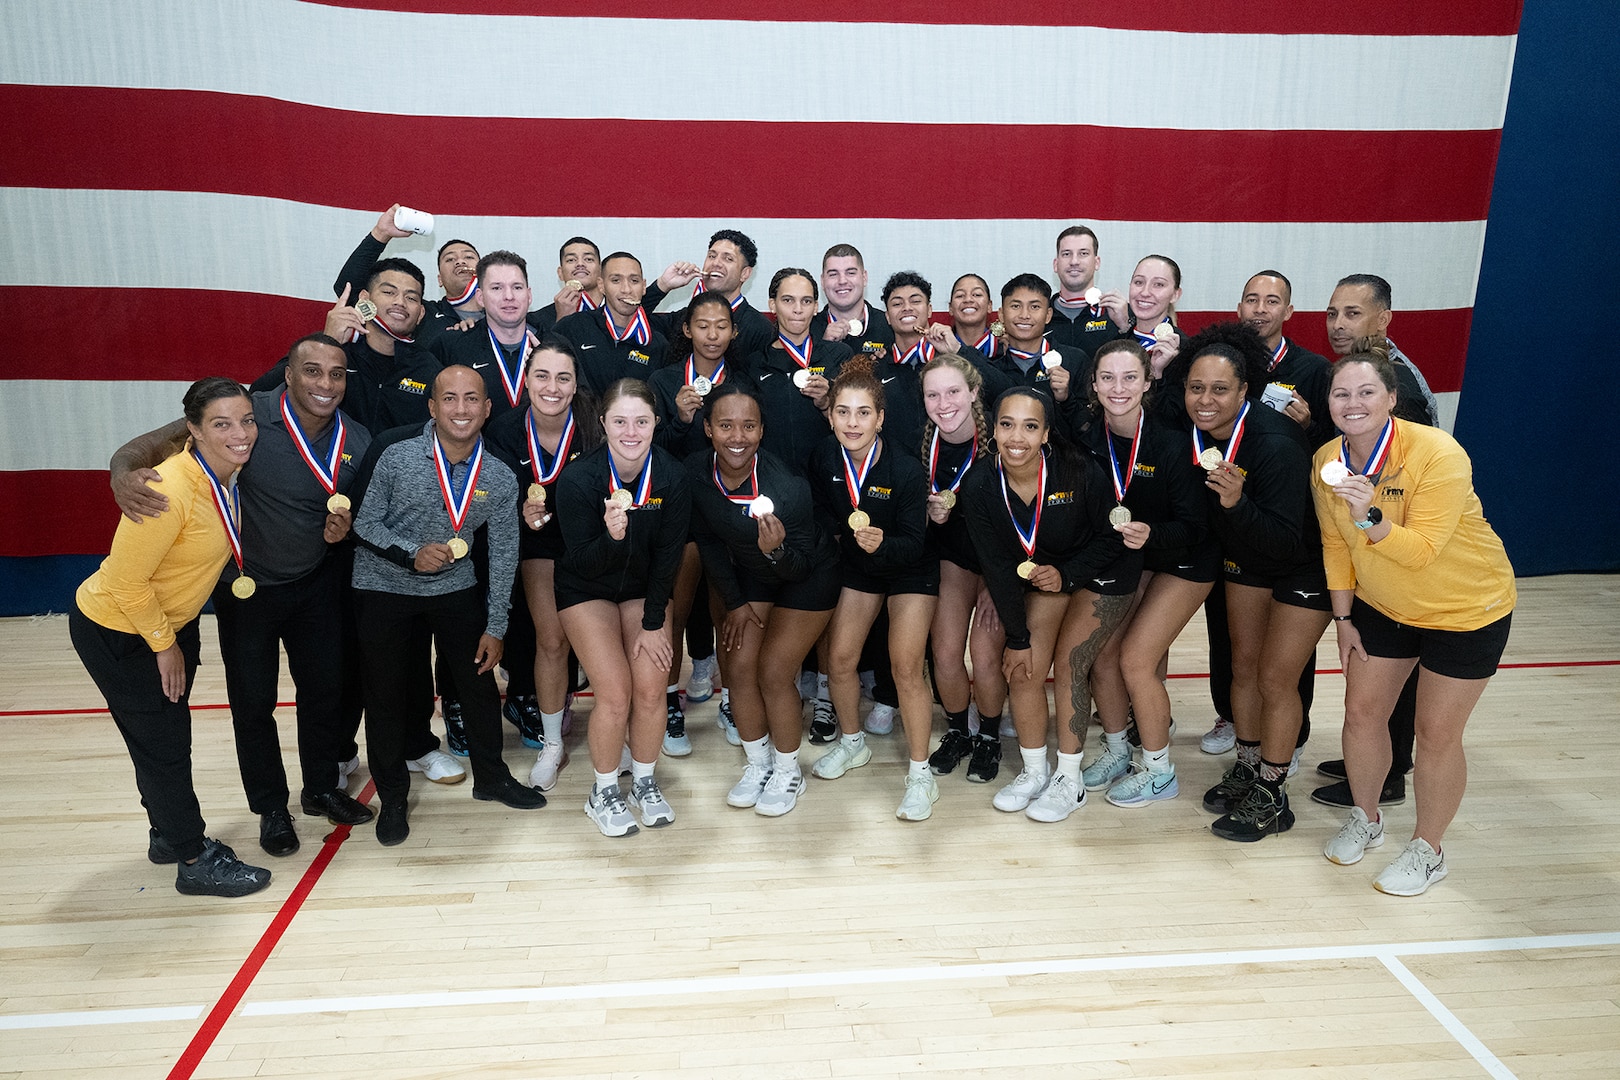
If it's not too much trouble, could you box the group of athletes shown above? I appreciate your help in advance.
[77,208,1515,900]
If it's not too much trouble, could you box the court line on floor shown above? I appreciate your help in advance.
[1379,953,1518,1080]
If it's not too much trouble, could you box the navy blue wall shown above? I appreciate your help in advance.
[1456,0,1620,573]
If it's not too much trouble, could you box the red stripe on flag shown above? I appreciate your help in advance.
[0,471,119,558]
[306,0,1525,35]
[0,86,1504,223]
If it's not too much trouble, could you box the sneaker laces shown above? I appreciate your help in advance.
[1227,783,1281,824]
[763,768,800,794]
[597,786,631,815]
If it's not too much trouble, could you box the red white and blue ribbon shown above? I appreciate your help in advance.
[712,454,762,515]
[526,407,575,487]
[929,428,976,495]
[692,276,744,311]
[892,339,935,366]
[959,329,995,358]
[842,440,879,511]
[577,289,599,312]
[1106,410,1144,504]
[685,354,727,388]
[433,433,483,536]
[446,277,478,307]
[607,452,653,507]
[488,325,530,407]
[779,332,813,369]
[1006,340,1060,372]
[606,305,651,346]
[1132,319,1172,350]
[998,453,1047,560]
[1267,338,1288,372]
[1341,418,1395,478]
[193,449,245,576]
[1191,399,1251,466]
[279,392,345,495]
[1057,292,1099,314]
[374,318,415,345]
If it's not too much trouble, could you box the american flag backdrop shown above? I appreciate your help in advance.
[0,0,1524,611]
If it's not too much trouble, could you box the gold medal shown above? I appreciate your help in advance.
[527,483,546,503]
[1108,505,1132,527]
[937,490,957,510]
[355,299,377,323]
[326,493,350,513]
[447,536,469,559]
[1198,447,1224,471]
[1016,560,1037,580]
[847,510,870,530]
[231,575,257,600]
[609,488,634,509]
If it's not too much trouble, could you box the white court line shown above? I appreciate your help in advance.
[0,1004,201,1030]
[1379,954,1520,1080]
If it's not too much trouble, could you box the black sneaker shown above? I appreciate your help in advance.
[1202,759,1258,813]
[1310,773,1406,808]
[259,808,300,857]
[928,730,974,776]
[1211,783,1295,842]
[503,694,544,748]
[147,828,179,865]
[1316,757,1348,780]
[443,698,469,757]
[965,732,1003,783]
[175,839,272,898]
[808,699,837,744]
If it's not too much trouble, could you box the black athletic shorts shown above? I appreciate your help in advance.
[1223,558,1332,612]
[1351,597,1512,680]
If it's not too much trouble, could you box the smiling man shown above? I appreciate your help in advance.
[528,236,605,336]
[430,251,538,422]
[1237,270,1334,447]
[553,251,669,396]
[332,204,484,347]
[642,228,777,354]
[811,243,895,356]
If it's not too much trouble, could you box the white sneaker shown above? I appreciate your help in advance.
[630,776,676,828]
[407,749,466,784]
[685,655,717,704]
[999,713,1017,739]
[812,740,872,780]
[336,756,359,792]
[1200,716,1236,755]
[1081,744,1132,790]
[1025,773,1086,822]
[1374,837,1448,896]
[864,703,896,735]
[992,768,1049,812]
[896,773,940,821]
[528,743,567,792]
[755,769,805,817]
[1324,806,1385,866]
[584,784,639,837]
[726,762,772,808]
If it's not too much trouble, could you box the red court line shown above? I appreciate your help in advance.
[167,779,377,1080]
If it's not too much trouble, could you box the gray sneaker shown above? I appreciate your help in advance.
[585,784,639,838]
[631,776,676,828]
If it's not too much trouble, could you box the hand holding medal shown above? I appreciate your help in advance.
[523,483,551,531]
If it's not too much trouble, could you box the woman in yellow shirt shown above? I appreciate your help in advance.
[69,377,273,898]
[1313,348,1515,896]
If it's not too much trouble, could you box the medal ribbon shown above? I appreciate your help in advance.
[1341,418,1395,478]
[1267,338,1287,372]
[711,454,761,515]
[841,441,879,511]
[779,332,814,369]
[998,454,1046,560]
[576,289,598,312]
[1057,292,1103,316]
[606,305,651,346]
[956,329,995,358]
[488,326,529,407]
[279,392,345,495]
[684,354,726,389]
[1007,340,1058,370]
[374,318,415,345]
[893,339,935,366]
[446,278,478,307]
[193,450,245,575]
[929,428,977,495]
[433,434,483,536]
[607,453,654,507]
[526,407,575,486]
[1190,399,1252,466]
[1106,411,1144,505]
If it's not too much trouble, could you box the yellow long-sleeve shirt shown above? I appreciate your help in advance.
[76,449,234,651]
[1314,420,1515,632]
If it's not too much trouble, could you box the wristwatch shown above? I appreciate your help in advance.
[1354,506,1383,531]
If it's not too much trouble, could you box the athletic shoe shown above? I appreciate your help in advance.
[1311,774,1407,808]
[928,730,974,775]
[1288,746,1304,778]
[1025,773,1087,822]
[442,698,468,757]
[726,762,773,808]
[336,755,359,792]
[808,699,838,744]
[1374,838,1448,896]
[999,713,1017,739]
[630,776,676,827]
[1211,783,1295,842]
[584,784,639,837]
[503,694,543,748]
[1082,744,1132,791]
[685,654,718,704]
[864,702,896,736]
[663,702,692,757]
[175,839,272,898]
[1200,716,1236,755]
[895,773,940,821]
[1106,764,1180,807]
[755,769,805,817]
[992,768,1049,812]
[1125,712,1176,747]
[716,701,741,746]
[408,749,466,784]
[528,743,568,792]
[1317,758,1347,780]
[147,828,179,865]
[1324,806,1385,866]
[965,732,1002,783]
[812,740,872,780]
[1202,759,1257,813]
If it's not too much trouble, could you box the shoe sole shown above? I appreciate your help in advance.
[812,746,872,780]
[639,809,675,828]
[584,805,639,837]
[727,788,767,809]
[1201,740,1236,755]
[1026,786,1087,823]
[1083,768,1130,792]
[1309,786,1407,808]
[1373,863,1447,896]
[176,877,272,898]
[406,763,467,785]
[755,789,803,818]
[472,787,547,809]
[1325,834,1385,866]
[300,802,375,827]
[1211,808,1296,843]
[896,796,939,821]
[662,737,693,758]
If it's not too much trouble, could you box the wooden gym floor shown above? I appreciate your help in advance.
[0,574,1616,1079]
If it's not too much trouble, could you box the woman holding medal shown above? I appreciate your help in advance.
[756,268,851,472]
[71,377,274,897]
[689,384,839,817]
[485,336,599,792]
[961,388,1131,823]
[916,355,1007,782]
[1097,255,1183,386]
[1315,351,1514,895]
[807,357,941,820]
[1177,342,1330,842]
[1075,341,1217,806]
[554,379,692,837]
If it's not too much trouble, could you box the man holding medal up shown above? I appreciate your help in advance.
[350,365,544,846]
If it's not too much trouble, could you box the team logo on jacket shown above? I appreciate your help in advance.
[1084,319,1111,332]
[398,378,427,395]
[473,488,489,501]
[1045,490,1075,505]
[628,350,651,365]
[1133,463,1155,479]
[864,485,892,500]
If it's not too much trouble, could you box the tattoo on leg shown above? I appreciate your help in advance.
[1068,594,1132,737]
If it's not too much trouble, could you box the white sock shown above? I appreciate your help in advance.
[774,748,800,774]
[908,758,930,780]
[1143,746,1172,772]
[630,758,656,782]
[541,709,565,745]
[1019,745,1049,778]
[1103,729,1128,754]
[593,770,617,793]
[1055,751,1082,783]
[840,731,866,751]
[743,736,771,766]
[666,683,679,695]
